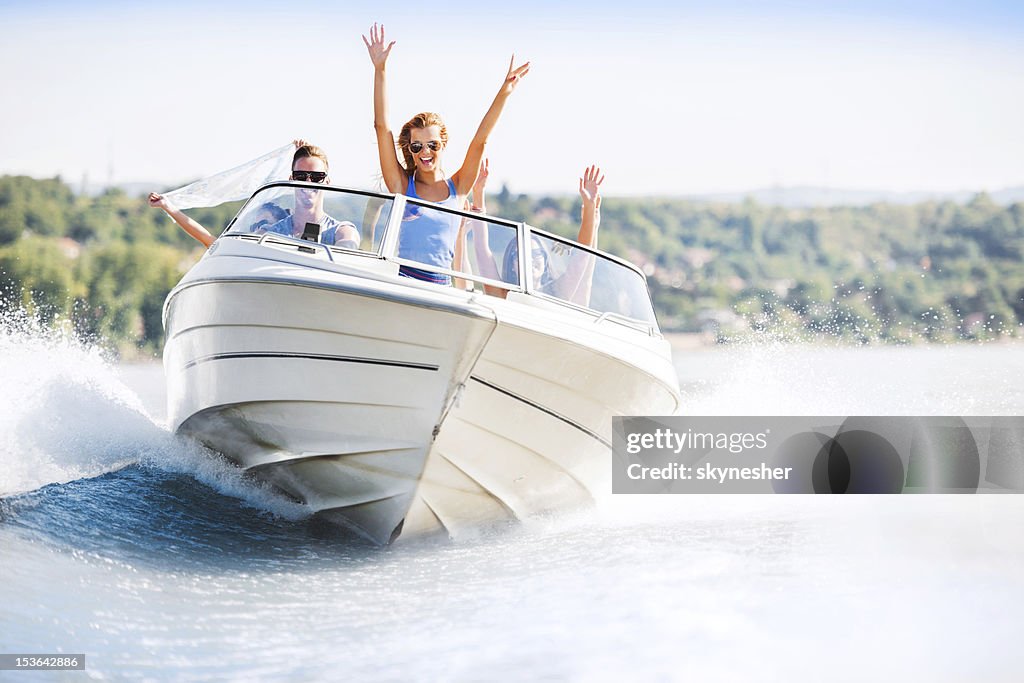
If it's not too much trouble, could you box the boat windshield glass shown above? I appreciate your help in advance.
[225,184,391,252]
[223,185,658,328]
[399,199,521,289]
[525,230,659,326]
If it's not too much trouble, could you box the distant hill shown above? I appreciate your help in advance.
[683,185,1024,207]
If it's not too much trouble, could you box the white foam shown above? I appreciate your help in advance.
[676,335,1024,416]
[0,310,307,520]
[142,436,310,521]
[0,312,142,494]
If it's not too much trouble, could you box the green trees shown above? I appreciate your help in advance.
[0,176,209,356]
[0,235,80,324]
[69,242,185,353]
[0,176,74,244]
[0,173,1022,355]
[490,188,1024,341]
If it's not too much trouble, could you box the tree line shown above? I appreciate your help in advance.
[1,174,1022,356]
[494,187,1024,343]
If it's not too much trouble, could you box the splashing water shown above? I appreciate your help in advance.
[675,335,1024,416]
[1,309,1023,681]
[0,310,307,519]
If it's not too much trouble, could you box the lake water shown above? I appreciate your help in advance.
[1,325,1022,681]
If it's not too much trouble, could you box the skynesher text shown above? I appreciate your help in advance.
[627,462,793,483]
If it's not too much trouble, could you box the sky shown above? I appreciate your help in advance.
[1,0,1022,196]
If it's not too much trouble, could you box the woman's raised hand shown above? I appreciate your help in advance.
[578,165,604,206]
[500,55,531,96]
[473,158,490,196]
[362,23,395,69]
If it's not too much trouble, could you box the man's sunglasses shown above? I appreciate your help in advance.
[408,141,441,154]
[292,171,327,183]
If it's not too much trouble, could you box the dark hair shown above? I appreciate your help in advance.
[256,202,289,221]
[502,237,550,287]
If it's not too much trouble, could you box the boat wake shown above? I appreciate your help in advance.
[0,312,308,531]
[3,306,1020,562]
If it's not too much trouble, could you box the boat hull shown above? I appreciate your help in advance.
[164,245,680,543]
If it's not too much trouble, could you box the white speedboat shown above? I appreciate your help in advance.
[163,181,681,543]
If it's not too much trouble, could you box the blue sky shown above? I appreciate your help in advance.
[1,1,1022,195]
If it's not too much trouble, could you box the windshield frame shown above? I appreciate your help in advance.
[385,194,528,295]
[221,182,660,331]
[223,181,395,256]
[520,223,660,330]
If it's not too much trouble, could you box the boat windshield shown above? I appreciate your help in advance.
[224,184,392,252]
[523,230,659,327]
[225,184,659,329]
[400,198,521,289]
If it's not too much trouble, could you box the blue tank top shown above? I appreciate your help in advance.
[398,176,460,284]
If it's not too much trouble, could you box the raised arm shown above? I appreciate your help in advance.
[149,193,214,248]
[452,56,530,197]
[361,197,386,249]
[363,23,405,193]
[576,164,604,248]
[551,166,603,306]
[452,217,470,290]
[467,159,505,296]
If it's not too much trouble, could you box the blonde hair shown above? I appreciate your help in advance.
[397,113,448,177]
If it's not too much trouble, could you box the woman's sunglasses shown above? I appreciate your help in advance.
[292,171,327,183]
[408,141,441,154]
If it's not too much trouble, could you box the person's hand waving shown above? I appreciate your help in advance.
[362,22,395,70]
[578,165,604,208]
[499,55,531,96]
